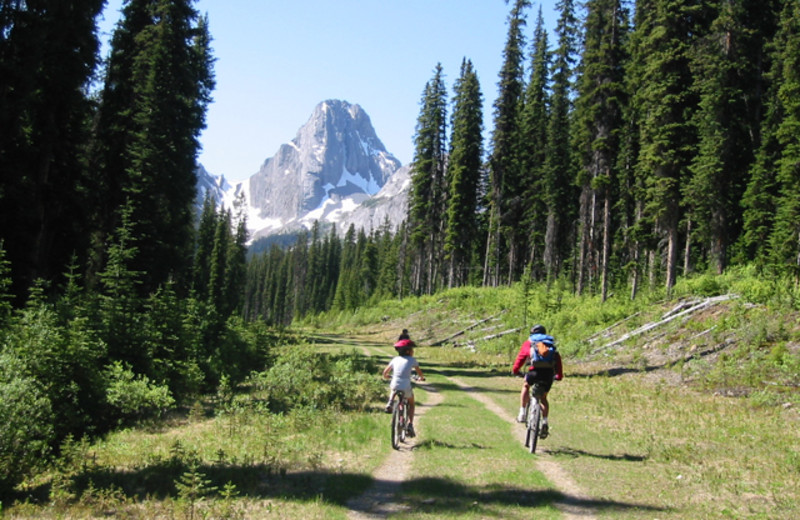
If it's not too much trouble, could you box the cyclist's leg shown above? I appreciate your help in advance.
[520,380,530,408]
[386,388,397,412]
[539,391,549,419]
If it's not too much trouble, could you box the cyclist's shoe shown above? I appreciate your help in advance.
[539,423,549,439]
[384,403,393,413]
[516,410,526,423]
[406,424,416,437]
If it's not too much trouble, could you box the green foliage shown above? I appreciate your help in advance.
[0,351,54,493]
[248,346,383,413]
[4,299,106,441]
[104,361,175,420]
[175,461,217,520]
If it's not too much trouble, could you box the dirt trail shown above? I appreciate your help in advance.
[447,375,597,520]
[349,344,594,519]
[346,383,444,519]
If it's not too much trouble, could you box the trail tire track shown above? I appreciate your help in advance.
[447,376,597,520]
[346,383,443,519]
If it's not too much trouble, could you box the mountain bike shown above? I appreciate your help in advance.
[390,390,409,449]
[524,390,543,454]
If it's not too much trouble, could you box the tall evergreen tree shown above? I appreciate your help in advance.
[90,0,215,296]
[542,0,579,282]
[408,64,448,295]
[518,7,551,281]
[768,0,800,274]
[484,0,529,286]
[573,0,628,298]
[685,0,771,274]
[631,0,703,293]
[444,58,484,288]
[0,0,104,303]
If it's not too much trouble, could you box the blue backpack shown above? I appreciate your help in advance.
[529,333,556,367]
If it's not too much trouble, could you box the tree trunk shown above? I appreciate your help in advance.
[601,188,611,302]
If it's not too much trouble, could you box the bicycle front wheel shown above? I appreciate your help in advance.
[398,401,407,443]
[527,397,541,454]
[391,402,401,449]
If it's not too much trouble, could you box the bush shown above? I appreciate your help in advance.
[248,346,383,413]
[105,361,175,420]
[0,352,54,493]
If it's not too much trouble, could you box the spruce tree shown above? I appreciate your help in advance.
[631,0,703,293]
[484,0,529,286]
[518,8,551,282]
[542,0,579,282]
[685,0,772,274]
[408,64,448,294]
[90,0,215,296]
[444,58,484,288]
[573,0,629,298]
[768,0,800,273]
[0,0,104,302]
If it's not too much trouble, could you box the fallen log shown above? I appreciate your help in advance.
[454,327,522,347]
[587,312,642,343]
[591,294,737,354]
[430,310,507,346]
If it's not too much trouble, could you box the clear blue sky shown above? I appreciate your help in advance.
[99,1,559,184]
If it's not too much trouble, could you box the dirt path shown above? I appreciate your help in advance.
[346,383,444,519]
[349,344,594,519]
[447,375,597,520]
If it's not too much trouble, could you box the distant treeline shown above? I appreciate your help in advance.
[244,0,800,319]
[399,0,800,299]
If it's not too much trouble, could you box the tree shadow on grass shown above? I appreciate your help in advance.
[394,476,670,517]
[11,463,670,517]
[547,446,648,462]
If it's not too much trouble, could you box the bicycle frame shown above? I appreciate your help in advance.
[390,390,409,449]
[524,389,543,454]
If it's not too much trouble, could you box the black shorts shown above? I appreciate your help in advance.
[525,371,553,395]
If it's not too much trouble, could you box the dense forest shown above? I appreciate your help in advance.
[1,0,800,495]
[244,0,800,321]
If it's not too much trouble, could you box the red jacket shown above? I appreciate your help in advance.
[512,339,563,380]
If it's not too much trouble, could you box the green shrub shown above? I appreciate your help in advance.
[0,352,54,492]
[105,361,175,420]
[248,346,383,413]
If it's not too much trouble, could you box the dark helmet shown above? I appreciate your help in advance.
[530,324,546,335]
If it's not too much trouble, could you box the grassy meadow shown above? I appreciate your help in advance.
[3,269,799,518]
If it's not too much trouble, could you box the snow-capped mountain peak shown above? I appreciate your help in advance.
[196,100,408,243]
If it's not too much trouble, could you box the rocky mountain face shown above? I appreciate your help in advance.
[197,100,408,243]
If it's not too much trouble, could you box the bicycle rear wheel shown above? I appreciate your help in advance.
[527,397,541,454]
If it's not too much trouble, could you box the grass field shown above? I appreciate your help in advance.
[5,283,800,518]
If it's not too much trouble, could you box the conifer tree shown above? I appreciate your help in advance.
[631,0,703,293]
[768,0,800,273]
[573,0,628,298]
[542,0,579,282]
[484,0,529,286]
[739,1,782,266]
[685,0,771,274]
[408,64,448,294]
[0,0,104,302]
[444,58,484,288]
[518,8,551,281]
[90,0,215,296]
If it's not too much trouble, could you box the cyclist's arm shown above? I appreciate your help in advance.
[382,363,393,380]
[511,342,531,374]
[554,352,564,380]
[414,365,425,381]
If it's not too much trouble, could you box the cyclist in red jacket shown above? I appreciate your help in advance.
[511,325,563,438]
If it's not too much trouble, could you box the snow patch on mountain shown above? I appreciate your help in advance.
[195,100,409,242]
